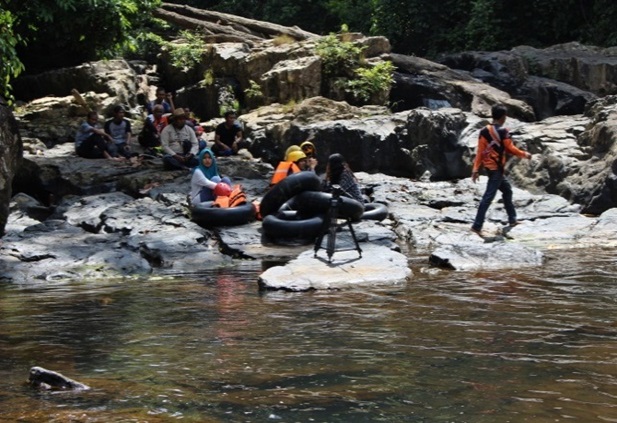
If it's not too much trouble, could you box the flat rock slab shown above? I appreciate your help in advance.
[258,243,411,291]
[429,241,544,271]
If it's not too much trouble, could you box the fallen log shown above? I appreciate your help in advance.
[158,3,317,41]
[153,7,263,43]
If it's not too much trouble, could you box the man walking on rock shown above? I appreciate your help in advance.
[471,104,532,235]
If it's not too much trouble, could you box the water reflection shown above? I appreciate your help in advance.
[0,250,616,422]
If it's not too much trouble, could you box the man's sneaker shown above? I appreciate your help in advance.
[470,227,483,236]
[508,221,520,227]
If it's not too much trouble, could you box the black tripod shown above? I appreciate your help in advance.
[314,185,362,262]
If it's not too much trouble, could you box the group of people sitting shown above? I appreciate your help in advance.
[189,137,364,210]
[74,87,249,171]
[269,141,364,203]
[74,88,364,210]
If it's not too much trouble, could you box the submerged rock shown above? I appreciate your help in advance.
[28,366,90,391]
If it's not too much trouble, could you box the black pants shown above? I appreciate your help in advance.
[76,134,110,159]
[163,140,199,170]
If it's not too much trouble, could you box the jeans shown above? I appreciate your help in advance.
[472,170,516,230]
[211,139,251,156]
[108,142,132,158]
[199,176,232,202]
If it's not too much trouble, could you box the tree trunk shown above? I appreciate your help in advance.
[156,3,318,41]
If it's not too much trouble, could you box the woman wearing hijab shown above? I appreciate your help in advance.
[323,153,364,204]
[190,148,232,206]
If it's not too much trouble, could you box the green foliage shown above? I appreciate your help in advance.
[316,31,366,77]
[166,30,206,71]
[0,9,24,104]
[202,69,215,87]
[218,85,239,117]
[244,80,263,99]
[344,61,394,104]
[6,0,162,72]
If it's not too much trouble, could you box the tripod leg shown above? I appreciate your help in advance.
[326,208,337,262]
[347,218,363,258]
[314,224,326,257]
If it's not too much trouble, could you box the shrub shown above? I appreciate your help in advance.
[344,61,395,104]
[315,32,365,77]
[244,80,264,99]
[167,30,206,71]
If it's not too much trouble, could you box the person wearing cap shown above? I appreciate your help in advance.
[190,148,232,205]
[160,107,199,170]
[269,149,309,187]
[104,105,133,158]
[300,140,318,172]
[323,153,364,204]
[212,110,250,156]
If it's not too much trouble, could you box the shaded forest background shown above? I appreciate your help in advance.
[2,0,617,101]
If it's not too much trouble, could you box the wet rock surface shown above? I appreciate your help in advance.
[28,366,90,391]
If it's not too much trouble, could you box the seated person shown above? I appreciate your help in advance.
[211,110,250,156]
[160,108,199,170]
[323,153,364,204]
[74,111,120,161]
[190,148,232,205]
[194,125,207,152]
[146,87,174,115]
[300,140,318,172]
[104,106,133,158]
[139,104,168,150]
[270,150,309,187]
[184,107,198,128]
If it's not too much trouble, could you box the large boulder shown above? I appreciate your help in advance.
[12,60,141,106]
[512,43,617,96]
[509,96,617,214]
[391,53,535,122]
[439,42,617,119]
[0,98,22,235]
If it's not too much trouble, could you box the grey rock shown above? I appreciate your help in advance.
[29,366,90,391]
[259,243,411,291]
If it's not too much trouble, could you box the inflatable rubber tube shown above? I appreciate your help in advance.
[262,214,325,240]
[290,191,365,222]
[260,172,322,217]
[361,203,389,221]
[191,202,255,227]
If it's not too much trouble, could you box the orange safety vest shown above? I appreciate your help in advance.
[270,161,301,186]
[213,185,247,208]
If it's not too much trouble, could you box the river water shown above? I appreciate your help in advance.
[1,249,617,422]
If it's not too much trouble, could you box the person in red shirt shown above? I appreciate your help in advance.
[471,104,532,235]
[139,104,169,150]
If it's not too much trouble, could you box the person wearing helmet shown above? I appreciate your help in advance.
[284,145,302,161]
[270,149,309,187]
[300,140,318,171]
[190,148,232,205]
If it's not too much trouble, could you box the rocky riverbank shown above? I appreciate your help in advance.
[2,135,616,288]
[2,25,617,287]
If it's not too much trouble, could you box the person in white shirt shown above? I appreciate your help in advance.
[160,108,199,170]
[190,148,232,205]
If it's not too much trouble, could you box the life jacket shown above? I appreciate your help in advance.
[213,185,247,208]
[270,161,301,186]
